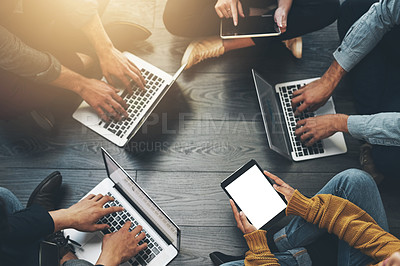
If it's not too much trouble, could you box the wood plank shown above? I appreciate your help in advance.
[0,119,360,172]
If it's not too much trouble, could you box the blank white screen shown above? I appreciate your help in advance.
[225,165,287,229]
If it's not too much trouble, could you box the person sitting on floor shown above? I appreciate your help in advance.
[0,171,147,266]
[210,168,400,265]
[163,0,340,69]
[0,0,148,129]
[291,0,400,181]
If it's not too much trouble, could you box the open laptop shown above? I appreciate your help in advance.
[252,69,347,161]
[64,148,180,266]
[73,52,186,147]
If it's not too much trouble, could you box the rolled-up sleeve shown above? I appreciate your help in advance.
[62,0,99,28]
[0,25,61,83]
[333,0,400,72]
[347,113,400,147]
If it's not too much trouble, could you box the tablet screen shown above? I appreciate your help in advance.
[221,15,280,39]
[225,164,287,229]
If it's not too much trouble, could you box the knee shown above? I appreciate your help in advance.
[334,168,375,189]
[163,0,185,36]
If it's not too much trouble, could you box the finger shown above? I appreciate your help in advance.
[221,7,230,18]
[131,225,143,236]
[127,72,145,91]
[295,121,307,136]
[231,3,238,26]
[292,87,305,96]
[121,221,132,231]
[93,194,104,202]
[305,136,317,146]
[95,106,110,123]
[294,103,310,116]
[273,183,292,196]
[101,102,122,121]
[99,195,115,205]
[137,242,148,252]
[109,98,129,118]
[92,223,110,231]
[136,231,146,242]
[264,171,287,187]
[102,206,124,217]
[110,90,129,110]
[291,94,304,109]
[229,199,244,232]
[300,131,313,143]
[85,194,96,200]
[128,64,146,89]
[239,211,251,228]
[215,7,224,18]
[238,1,245,17]
[104,73,116,88]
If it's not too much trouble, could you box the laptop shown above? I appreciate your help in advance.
[64,148,180,266]
[73,52,186,147]
[252,69,347,161]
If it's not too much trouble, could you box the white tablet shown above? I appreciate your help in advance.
[221,159,287,229]
[220,15,281,39]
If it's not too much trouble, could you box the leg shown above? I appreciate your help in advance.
[275,169,388,265]
[0,187,23,214]
[62,259,95,266]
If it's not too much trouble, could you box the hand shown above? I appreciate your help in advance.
[274,7,288,33]
[379,251,400,266]
[98,47,145,92]
[295,114,349,146]
[291,78,334,116]
[96,222,148,266]
[215,0,245,26]
[78,77,129,122]
[229,199,256,235]
[264,171,295,202]
[66,194,124,232]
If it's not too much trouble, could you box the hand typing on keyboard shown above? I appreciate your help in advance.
[295,114,349,146]
[96,222,148,266]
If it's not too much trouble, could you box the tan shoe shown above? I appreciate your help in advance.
[181,36,225,69]
[282,37,302,59]
[360,143,385,185]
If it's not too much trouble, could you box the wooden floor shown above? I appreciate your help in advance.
[1,1,400,265]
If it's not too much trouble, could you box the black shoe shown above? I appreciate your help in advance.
[104,21,152,51]
[27,171,62,211]
[209,252,245,266]
[45,231,78,260]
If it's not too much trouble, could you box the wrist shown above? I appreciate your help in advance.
[49,209,74,232]
[96,253,120,266]
[322,60,346,91]
[334,114,349,133]
[50,66,87,95]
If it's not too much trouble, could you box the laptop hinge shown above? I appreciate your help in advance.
[113,184,172,245]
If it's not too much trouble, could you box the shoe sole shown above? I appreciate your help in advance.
[181,41,197,69]
[26,171,62,208]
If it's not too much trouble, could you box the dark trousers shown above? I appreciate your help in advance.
[163,0,339,44]
[338,0,400,178]
[0,0,109,119]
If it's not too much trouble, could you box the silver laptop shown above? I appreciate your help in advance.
[64,148,180,266]
[73,52,186,147]
[252,69,347,161]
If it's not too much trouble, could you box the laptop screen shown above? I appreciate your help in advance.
[252,70,291,159]
[101,148,180,248]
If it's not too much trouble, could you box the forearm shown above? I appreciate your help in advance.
[49,65,88,95]
[49,209,73,232]
[321,60,346,94]
[277,0,293,12]
[287,190,400,262]
[347,113,400,146]
[243,230,280,266]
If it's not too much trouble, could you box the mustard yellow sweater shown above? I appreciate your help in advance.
[243,190,400,266]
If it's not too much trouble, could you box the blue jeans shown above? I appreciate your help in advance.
[0,187,93,266]
[222,169,389,266]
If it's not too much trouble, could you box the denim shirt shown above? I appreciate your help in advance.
[0,0,98,83]
[333,0,400,72]
[348,113,400,147]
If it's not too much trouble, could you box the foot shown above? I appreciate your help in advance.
[360,143,385,184]
[209,251,245,266]
[282,37,302,59]
[30,109,55,132]
[181,36,225,69]
[27,171,62,211]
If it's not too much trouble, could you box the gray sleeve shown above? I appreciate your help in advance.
[333,0,400,72]
[0,25,61,83]
[61,0,99,28]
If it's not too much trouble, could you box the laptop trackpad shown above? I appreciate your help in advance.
[74,232,103,264]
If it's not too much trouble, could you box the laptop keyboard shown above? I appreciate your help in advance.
[278,84,324,157]
[98,192,164,266]
[99,69,166,138]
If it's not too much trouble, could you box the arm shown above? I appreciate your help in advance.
[287,190,400,262]
[274,0,293,33]
[0,25,61,83]
[347,113,400,147]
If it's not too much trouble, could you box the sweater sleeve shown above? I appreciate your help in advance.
[287,190,400,262]
[243,230,280,266]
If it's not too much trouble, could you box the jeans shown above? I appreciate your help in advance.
[0,187,93,266]
[163,0,339,43]
[338,0,400,178]
[222,169,389,266]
